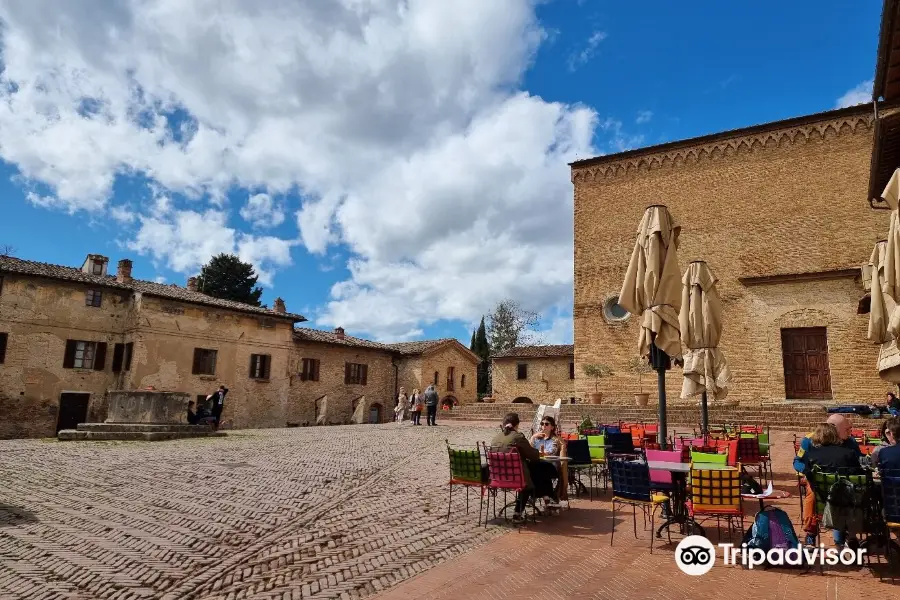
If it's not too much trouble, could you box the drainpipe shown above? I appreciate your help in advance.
[392,356,399,406]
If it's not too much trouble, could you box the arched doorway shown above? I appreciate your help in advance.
[441,395,457,409]
[512,397,533,404]
[368,403,383,423]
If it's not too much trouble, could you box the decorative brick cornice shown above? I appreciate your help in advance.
[571,113,874,183]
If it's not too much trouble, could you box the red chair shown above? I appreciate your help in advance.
[483,444,534,526]
[737,436,768,484]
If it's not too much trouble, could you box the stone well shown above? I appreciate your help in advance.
[106,390,190,424]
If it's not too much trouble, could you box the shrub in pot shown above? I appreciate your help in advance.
[628,356,653,407]
[582,363,613,404]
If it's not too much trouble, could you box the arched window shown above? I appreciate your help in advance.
[461,374,466,388]
[433,371,439,385]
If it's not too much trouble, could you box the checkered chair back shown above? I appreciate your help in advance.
[609,459,652,502]
[882,474,900,525]
[645,449,680,485]
[485,446,528,491]
[808,470,868,516]
[446,442,483,484]
[737,436,762,463]
[689,465,742,512]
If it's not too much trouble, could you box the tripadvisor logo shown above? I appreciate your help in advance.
[675,535,866,574]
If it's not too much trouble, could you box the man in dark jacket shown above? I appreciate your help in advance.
[208,385,228,429]
[424,384,439,426]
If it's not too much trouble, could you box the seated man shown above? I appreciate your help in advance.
[794,414,863,545]
[187,400,199,425]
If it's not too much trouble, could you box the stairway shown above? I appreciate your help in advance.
[58,422,226,441]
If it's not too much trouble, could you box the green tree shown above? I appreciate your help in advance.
[486,299,541,354]
[470,328,476,351]
[472,316,491,395]
[196,253,264,306]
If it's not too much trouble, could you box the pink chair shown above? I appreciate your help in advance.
[645,449,682,490]
[484,444,533,526]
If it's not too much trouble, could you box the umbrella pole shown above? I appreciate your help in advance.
[700,390,709,437]
[656,366,667,450]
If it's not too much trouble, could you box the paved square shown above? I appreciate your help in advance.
[0,423,503,600]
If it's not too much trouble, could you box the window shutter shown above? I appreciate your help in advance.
[264,355,271,380]
[124,343,133,371]
[344,363,350,384]
[94,342,107,371]
[63,340,77,368]
[361,364,368,385]
[249,354,256,378]
[299,359,308,381]
[192,349,201,374]
[111,343,125,372]
[0,332,7,364]
[314,359,320,381]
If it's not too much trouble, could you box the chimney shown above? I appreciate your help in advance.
[116,259,133,283]
[81,254,109,276]
[273,297,286,314]
[334,326,345,339]
[187,277,199,292]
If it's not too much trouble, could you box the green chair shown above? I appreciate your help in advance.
[690,450,727,465]
[587,434,608,491]
[446,441,487,524]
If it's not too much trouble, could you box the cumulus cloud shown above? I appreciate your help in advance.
[0,0,599,338]
[836,80,873,108]
[240,193,284,229]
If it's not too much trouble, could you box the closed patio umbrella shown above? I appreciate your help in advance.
[868,240,891,345]
[679,261,732,434]
[619,204,683,448]
[882,169,900,340]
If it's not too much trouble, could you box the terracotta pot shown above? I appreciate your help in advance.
[482,396,494,404]
[635,393,650,407]
[588,392,603,405]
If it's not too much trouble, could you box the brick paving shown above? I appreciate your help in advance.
[0,423,505,600]
[375,429,900,600]
[3,423,900,600]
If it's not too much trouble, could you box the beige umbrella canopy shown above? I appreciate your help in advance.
[618,205,683,361]
[883,169,900,340]
[868,240,891,344]
[680,261,732,403]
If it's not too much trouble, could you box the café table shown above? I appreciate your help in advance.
[741,489,791,512]
[646,461,733,538]
[541,455,571,503]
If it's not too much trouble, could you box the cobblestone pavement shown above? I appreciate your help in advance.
[0,423,506,600]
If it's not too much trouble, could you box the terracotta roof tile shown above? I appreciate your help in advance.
[492,344,574,359]
[292,328,394,351]
[0,255,305,321]
[385,339,455,355]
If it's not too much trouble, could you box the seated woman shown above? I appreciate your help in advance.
[802,423,865,547]
[490,413,559,523]
[877,416,900,475]
[529,415,562,456]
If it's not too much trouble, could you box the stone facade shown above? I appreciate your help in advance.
[391,340,479,407]
[491,346,577,404]
[571,104,894,406]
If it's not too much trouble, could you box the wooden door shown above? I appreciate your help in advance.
[57,393,90,433]
[781,327,833,399]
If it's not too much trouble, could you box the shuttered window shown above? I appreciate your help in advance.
[63,340,106,370]
[300,358,320,382]
[517,363,528,380]
[0,332,7,364]
[249,354,271,380]
[85,289,102,307]
[192,348,217,375]
[344,362,368,385]
[446,366,455,391]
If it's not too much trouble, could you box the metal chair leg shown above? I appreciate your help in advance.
[446,484,453,522]
[610,500,616,546]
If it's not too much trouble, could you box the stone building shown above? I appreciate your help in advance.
[491,345,577,404]
[0,254,304,438]
[570,104,893,406]
[388,339,479,407]
[0,253,480,437]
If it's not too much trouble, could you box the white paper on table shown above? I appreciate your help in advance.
[743,482,774,498]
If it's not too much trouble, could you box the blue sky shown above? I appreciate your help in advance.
[0,0,881,344]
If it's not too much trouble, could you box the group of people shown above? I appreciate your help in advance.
[187,385,228,429]
[488,412,563,523]
[395,385,440,426]
[793,412,900,547]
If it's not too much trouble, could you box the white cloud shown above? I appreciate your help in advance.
[836,80,873,108]
[599,118,644,153]
[636,110,653,125]
[0,0,600,338]
[240,193,284,228]
[109,205,136,224]
[568,30,607,72]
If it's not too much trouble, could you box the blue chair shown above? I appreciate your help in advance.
[566,439,597,501]
[609,459,668,553]
[606,432,637,458]
[881,473,900,564]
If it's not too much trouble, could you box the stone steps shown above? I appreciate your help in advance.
[443,403,886,431]
[58,424,225,441]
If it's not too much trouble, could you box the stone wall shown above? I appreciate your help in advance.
[0,275,129,438]
[491,356,577,404]
[572,106,893,406]
[419,345,478,406]
[288,342,396,425]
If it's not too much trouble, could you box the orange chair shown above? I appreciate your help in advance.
[689,464,744,542]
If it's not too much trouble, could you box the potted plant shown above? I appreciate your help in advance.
[576,415,594,435]
[582,363,613,404]
[628,356,653,407]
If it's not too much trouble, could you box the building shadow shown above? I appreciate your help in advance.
[0,503,39,526]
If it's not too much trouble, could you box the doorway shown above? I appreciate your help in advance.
[57,392,91,433]
[368,403,383,424]
[781,327,833,400]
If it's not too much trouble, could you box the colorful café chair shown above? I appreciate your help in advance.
[689,464,744,542]
[445,440,487,525]
[567,438,598,500]
[881,473,900,563]
[737,436,768,484]
[609,458,669,552]
[586,434,609,491]
[483,443,535,526]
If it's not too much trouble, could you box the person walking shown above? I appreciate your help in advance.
[207,385,228,429]
[395,388,410,423]
[424,384,439,426]
[409,389,423,425]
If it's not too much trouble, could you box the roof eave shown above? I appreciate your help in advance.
[874,0,899,101]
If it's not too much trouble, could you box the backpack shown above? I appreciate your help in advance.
[822,477,866,534]
[742,507,802,568]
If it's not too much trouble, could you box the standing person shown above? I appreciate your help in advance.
[395,388,410,423]
[409,389,423,425]
[207,385,228,429]
[424,384,439,426]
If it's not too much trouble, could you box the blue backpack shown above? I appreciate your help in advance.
[742,507,802,568]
